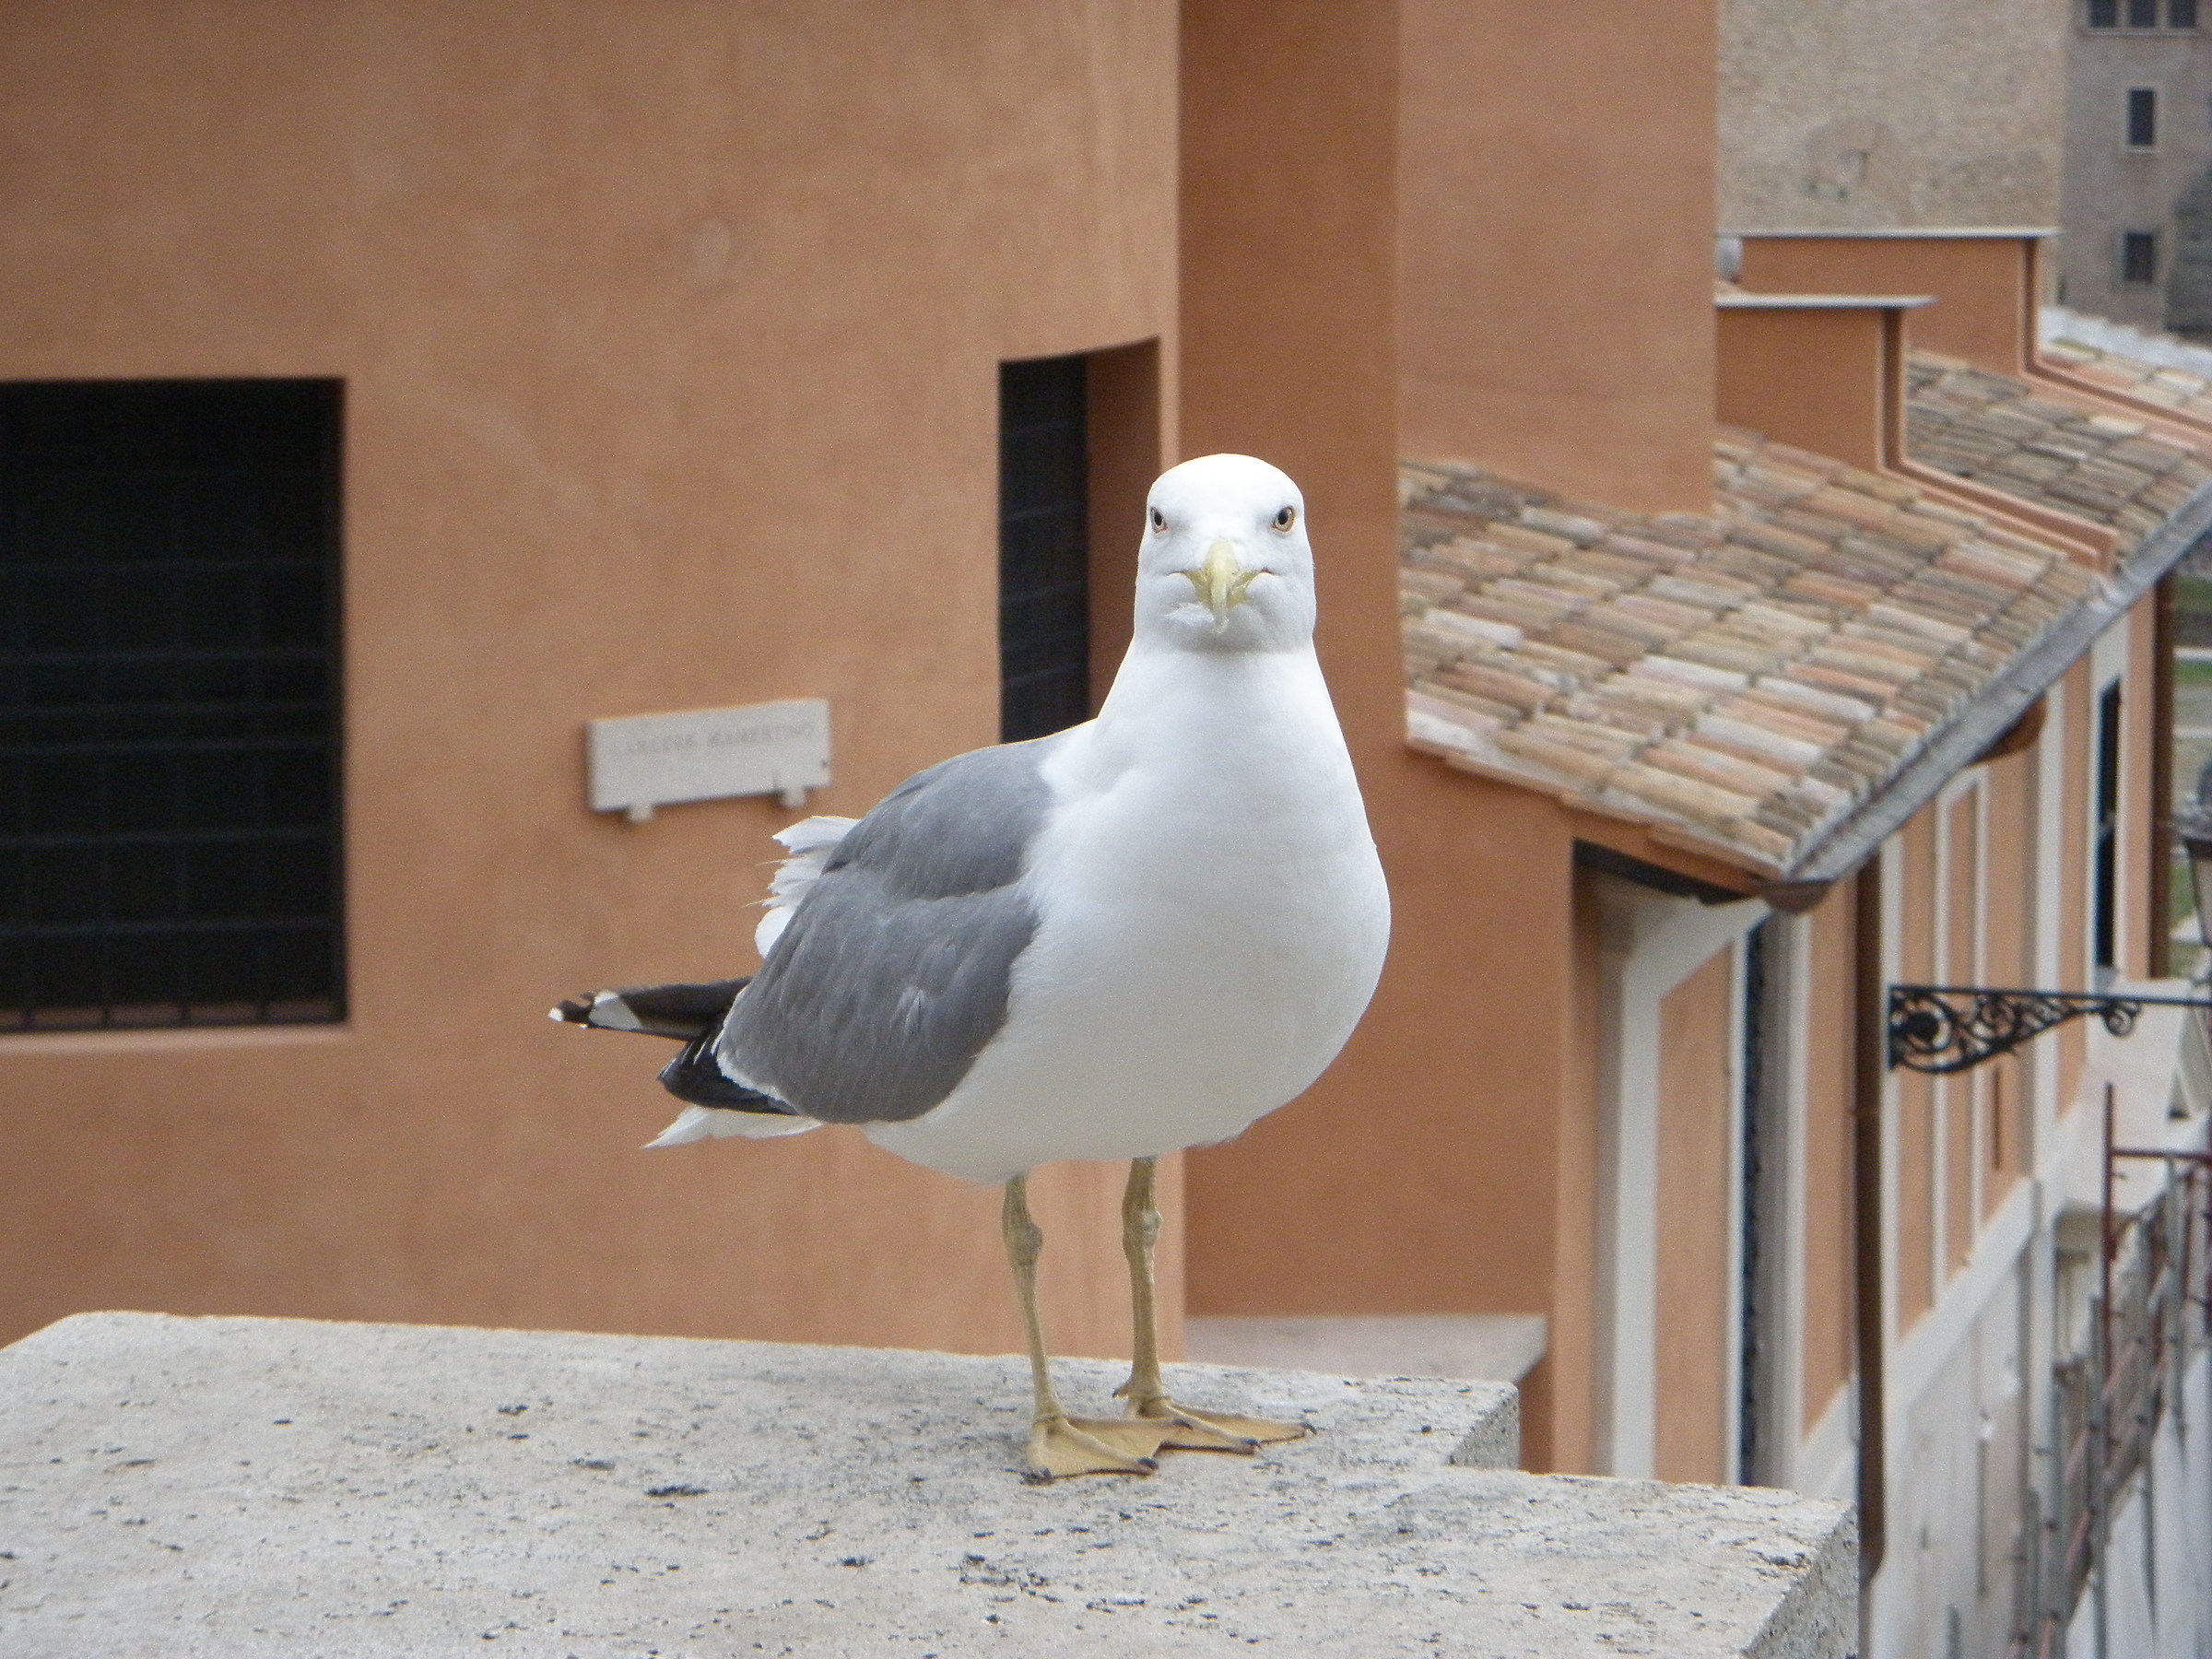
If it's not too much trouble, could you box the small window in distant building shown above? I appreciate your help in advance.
[2123,229,2160,284]
[2088,0,2119,21]
[2128,86,2159,147]
[2128,0,2161,24]
[2173,0,2200,26]
[998,356,1089,744]
[0,380,345,1030]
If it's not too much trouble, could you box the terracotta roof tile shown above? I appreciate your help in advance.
[1401,382,2211,876]
[2042,335,2212,423]
[1495,726,1618,787]
[1566,693,1673,737]
[1905,351,2212,527]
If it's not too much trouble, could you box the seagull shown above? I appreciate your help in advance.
[555,453,1390,1480]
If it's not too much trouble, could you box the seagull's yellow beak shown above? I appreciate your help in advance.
[1182,537,1261,633]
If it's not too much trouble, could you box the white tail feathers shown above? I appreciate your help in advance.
[755,815,858,957]
[645,1103,822,1148]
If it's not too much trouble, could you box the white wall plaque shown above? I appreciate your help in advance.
[587,699,830,822]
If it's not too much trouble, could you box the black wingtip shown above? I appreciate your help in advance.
[657,1031,791,1114]
[547,978,751,1041]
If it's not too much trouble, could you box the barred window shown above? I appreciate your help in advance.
[2088,0,2196,21]
[0,380,344,1030]
[998,356,1090,744]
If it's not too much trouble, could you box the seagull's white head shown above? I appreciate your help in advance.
[1133,453,1315,653]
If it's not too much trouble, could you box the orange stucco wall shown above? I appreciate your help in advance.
[1896,806,1939,1332]
[1868,658,2151,1358]
[1547,870,1607,1475]
[1085,340,1166,712]
[1736,235,2038,376]
[0,1,1183,1358]
[1715,304,1898,473]
[1789,677,2131,1449]
[1181,1,1587,1358]
[1175,0,1608,1469]
[2018,626,2191,1149]
[1800,877,1857,1434]
[1656,945,1735,1487]
[1723,232,2121,562]
[1943,787,1980,1274]
[1983,745,2033,1215]
[1397,0,1717,514]
[2127,598,2160,982]
[2057,662,2092,1105]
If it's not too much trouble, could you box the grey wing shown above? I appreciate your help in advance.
[715,734,1063,1124]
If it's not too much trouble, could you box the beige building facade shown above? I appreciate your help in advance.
[1721,0,2070,230]
[2058,0,2212,335]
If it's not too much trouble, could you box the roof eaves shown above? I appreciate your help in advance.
[1715,292,1935,311]
[1779,470,2212,887]
[1399,382,2212,899]
[1724,227,2060,241]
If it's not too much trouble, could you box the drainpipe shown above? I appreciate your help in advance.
[2092,1088,2113,1659]
[2151,574,2176,980]
[1853,857,1888,1606]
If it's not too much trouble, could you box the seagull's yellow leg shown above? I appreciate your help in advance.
[1002,1174,1171,1481]
[1115,1156,1312,1453]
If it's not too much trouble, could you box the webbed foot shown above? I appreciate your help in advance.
[1128,1394,1313,1453]
[1021,1414,1173,1482]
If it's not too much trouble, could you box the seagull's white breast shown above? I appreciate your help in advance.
[865,645,1390,1182]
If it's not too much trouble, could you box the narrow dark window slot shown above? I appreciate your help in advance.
[2172,0,2199,27]
[1738,920,1770,1488]
[997,356,1089,745]
[0,379,344,1030]
[2127,87,2159,148]
[2089,0,2120,25]
[2123,229,2160,285]
[2094,680,2124,971]
[2129,0,2160,25]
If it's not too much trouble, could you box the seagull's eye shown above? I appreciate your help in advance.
[1271,505,1298,533]
[1149,506,1167,533]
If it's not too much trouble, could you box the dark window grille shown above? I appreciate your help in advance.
[2129,0,2160,24]
[0,380,344,1030]
[2094,680,2123,971]
[2123,229,2160,284]
[2127,87,2159,147]
[998,356,1089,744]
[2089,0,2119,24]
[2173,0,2199,27]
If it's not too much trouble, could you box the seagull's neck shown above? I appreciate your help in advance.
[1070,638,1347,783]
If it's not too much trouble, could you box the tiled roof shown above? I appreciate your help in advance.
[2041,335,2212,425]
[1906,351,2212,542]
[1401,438,2101,877]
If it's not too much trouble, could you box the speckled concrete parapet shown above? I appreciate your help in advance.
[0,1312,1853,1656]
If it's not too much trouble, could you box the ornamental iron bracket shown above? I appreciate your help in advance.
[1888,984,2212,1075]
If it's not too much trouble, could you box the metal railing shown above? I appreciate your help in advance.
[2015,1088,2212,1657]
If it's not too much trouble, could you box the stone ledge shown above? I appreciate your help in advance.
[1185,1312,1549,1383]
[0,1312,1853,1656]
